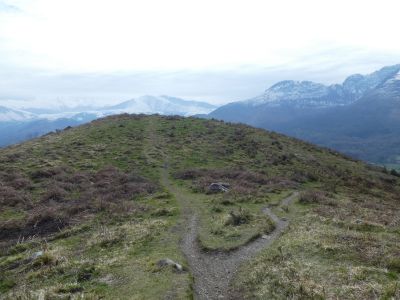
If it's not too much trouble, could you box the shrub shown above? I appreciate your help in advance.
[92,226,127,248]
[41,185,67,203]
[211,205,223,213]
[27,206,68,235]
[261,217,276,234]
[77,264,97,282]
[299,190,327,204]
[0,278,16,293]
[30,167,65,180]
[32,252,57,267]
[0,186,30,207]
[387,257,400,272]
[151,208,175,217]
[390,169,400,177]
[56,283,84,294]
[225,208,252,226]
[1,164,157,243]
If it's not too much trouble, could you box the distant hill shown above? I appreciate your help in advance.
[103,95,216,116]
[0,106,36,122]
[0,95,216,147]
[0,116,96,147]
[0,114,399,299]
[207,64,400,165]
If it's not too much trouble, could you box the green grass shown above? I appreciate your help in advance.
[231,193,400,299]
[1,195,191,299]
[1,114,400,299]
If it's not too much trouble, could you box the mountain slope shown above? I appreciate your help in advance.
[257,67,400,164]
[0,115,399,299]
[222,64,400,109]
[0,96,216,147]
[0,114,100,147]
[103,95,217,116]
[0,106,36,122]
[207,64,400,164]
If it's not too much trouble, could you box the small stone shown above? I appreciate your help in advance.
[157,258,184,272]
[31,251,44,260]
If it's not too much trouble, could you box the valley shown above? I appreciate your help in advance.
[207,65,400,166]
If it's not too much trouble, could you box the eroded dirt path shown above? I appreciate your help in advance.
[161,166,298,300]
[145,118,298,299]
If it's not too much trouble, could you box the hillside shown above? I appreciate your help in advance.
[207,64,400,165]
[0,114,399,299]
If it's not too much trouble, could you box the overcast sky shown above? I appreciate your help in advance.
[1,0,400,107]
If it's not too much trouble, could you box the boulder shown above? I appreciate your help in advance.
[208,182,230,193]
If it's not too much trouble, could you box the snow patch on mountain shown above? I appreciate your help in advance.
[0,106,36,122]
[243,64,400,109]
[0,95,215,124]
[104,95,216,116]
[248,81,329,106]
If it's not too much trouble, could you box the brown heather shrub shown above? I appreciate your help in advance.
[27,205,68,232]
[0,165,157,244]
[0,185,31,207]
[175,168,297,194]
[174,169,203,180]
[10,177,32,190]
[0,170,32,189]
[3,152,22,163]
[30,168,60,180]
[299,190,329,204]
[41,185,68,203]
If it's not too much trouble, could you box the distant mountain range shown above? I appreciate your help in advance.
[2,66,400,166]
[207,64,400,165]
[0,95,216,147]
[0,106,36,122]
[102,95,216,116]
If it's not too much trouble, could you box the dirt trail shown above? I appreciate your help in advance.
[145,118,298,299]
[161,167,298,300]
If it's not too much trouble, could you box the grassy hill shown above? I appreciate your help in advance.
[0,114,399,299]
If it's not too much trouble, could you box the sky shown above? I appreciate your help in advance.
[0,0,400,107]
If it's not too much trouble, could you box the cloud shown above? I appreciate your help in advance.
[1,0,400,73]
[0,1,20,13]
[0,0,399,108]
[0,49,399,109]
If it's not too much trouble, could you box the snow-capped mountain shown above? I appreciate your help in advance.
[0,95,216,147]
[206,64,400,164]
[243,64,400,108]
[103,95,216,116]
[366,68,400,99]
[342,64,400,100]
[0,106,36,122]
